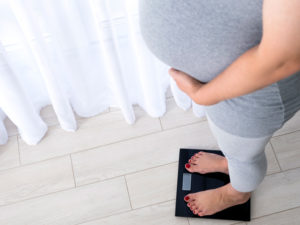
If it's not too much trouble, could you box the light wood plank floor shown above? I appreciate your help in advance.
[1,97,300,225]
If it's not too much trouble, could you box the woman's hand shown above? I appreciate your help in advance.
[168,68,204,103]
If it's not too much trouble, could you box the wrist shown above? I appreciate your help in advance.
[192,85,221,106]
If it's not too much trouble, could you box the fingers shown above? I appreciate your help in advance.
[168,68,185,81]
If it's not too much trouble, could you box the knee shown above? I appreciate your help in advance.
[227,154,267,192]
[225,148,268,163]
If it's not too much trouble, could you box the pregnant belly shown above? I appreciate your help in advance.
[139,0,263,83]
[139,0,288,138]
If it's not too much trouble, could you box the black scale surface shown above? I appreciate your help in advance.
[175,148,251,221]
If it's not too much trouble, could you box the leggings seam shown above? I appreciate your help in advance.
[275,82,286,127]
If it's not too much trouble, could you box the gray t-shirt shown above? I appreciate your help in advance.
[139,0,300,137]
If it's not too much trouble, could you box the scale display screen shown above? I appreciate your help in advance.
[182,173,192,191]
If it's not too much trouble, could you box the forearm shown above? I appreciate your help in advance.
[194,45,300,106]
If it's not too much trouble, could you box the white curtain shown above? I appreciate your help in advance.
[0,0,205,146]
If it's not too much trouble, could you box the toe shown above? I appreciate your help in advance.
[189,164,199,173]
[187,202,195,209]
[192,153,199,158]
[196,207,205,216]
[187,199,196,209]
[184,195,192,202]
[193,209,199,215]
[189,156,196,162]
[185,163,193,172]
[198,212,204,217]
[198,152,206,158]
[190,158,198,164]
[190,205,196,211]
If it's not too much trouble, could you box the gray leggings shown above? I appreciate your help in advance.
[206,112,272,193]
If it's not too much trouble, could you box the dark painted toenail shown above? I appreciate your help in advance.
[193,210,196,214]
[188,159,191,163]
[184,196,189,201]
[185,163,190,168]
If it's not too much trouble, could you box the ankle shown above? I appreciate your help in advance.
[222,157,229,174]
[224,183,251,204]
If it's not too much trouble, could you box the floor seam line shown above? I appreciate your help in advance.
[76,161,179,188]
[272,129,300,138]
[158,117,164,130]
[269,141,283,172]
[69,155,77,187]
[75,200,175,225]
[251,205,300,221]
[16,136,21,166]
[0,185,77,209]
[13,121,206,173]
[123,176,134,210]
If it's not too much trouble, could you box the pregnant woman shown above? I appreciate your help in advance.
[139,0,300,217]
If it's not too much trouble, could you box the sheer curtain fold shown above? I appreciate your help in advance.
[10,0,78,133]
[0,43,47,144]
[0,0,204,145]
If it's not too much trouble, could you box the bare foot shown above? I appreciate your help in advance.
[185,151,229,175]
[184,183,251,216]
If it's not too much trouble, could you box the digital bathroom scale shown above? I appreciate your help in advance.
[175,148,251,221]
